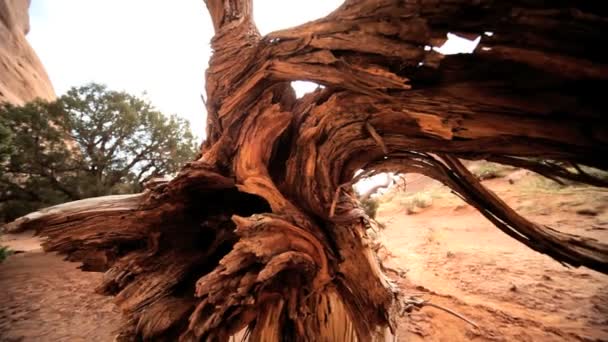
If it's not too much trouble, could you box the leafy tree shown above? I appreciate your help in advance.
[0,116,11,164]
[59,83,197,196]
[0,83,197,222]
[0,100,75,220]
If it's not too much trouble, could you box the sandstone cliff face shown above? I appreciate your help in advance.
[0,0,55,105]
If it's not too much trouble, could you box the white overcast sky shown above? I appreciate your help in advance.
[27,1,344,140]
[27,0,477,143]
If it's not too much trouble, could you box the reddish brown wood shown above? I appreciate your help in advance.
[4,1,608,340]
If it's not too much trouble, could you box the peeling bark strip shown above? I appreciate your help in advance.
[3,1,608,341]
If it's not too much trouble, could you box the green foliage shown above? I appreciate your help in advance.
[526,176,567,192]
[360,197,380,219]
[0,245,12,263]
[470,161,512,180]
[0,100,76,220]
[0,116,12,164]
[399,192,433,214]
[59,83,197,196]
[0,83,198,222]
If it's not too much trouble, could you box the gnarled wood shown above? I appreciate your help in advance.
[3,1,608,340]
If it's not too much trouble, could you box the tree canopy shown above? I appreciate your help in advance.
[0,83,197,221]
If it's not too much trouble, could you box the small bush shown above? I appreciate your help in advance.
[0,245,12,262]
[400,192,433,214]
[412,193,432,208]
[526,176,567,192]
[361,197,380,219]
[470,162,512,180]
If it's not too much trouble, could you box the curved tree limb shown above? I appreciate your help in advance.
[355,152,608,273]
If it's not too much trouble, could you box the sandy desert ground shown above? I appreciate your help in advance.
[1,168,607,341]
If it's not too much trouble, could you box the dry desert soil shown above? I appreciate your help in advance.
[1,168,607,341]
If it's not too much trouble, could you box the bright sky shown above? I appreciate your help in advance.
[27,0,344,140]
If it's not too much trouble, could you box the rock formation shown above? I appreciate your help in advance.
[0,0,55,105]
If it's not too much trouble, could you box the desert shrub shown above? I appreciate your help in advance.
[529,176,567,191]
[361,197,380,219]
[523,165,608,192]
[400,192,433,214]
[470,162,512,180]
[412,193,432,208]
[0,245,11,263]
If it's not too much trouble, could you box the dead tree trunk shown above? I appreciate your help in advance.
[4,1,608,340]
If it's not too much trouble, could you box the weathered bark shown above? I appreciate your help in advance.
[4,1,608,341]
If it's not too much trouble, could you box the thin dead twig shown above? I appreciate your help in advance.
[365,122,389,155]
[402,297,480,329]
